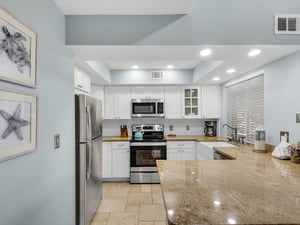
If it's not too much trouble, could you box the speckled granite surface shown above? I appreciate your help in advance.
[157,146,300,225]
[102,136,132,142]
[166,135,227,142]
[102,135,227,142]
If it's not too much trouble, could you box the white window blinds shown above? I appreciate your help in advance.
[227,74,264,144]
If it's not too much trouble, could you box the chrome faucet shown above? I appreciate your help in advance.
[222,123,238,143]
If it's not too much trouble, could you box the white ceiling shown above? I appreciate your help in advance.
[70,45,300,84]
[54,1,300,85]
[54,0,192,15]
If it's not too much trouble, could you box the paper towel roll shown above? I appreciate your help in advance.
[253,129,266,152]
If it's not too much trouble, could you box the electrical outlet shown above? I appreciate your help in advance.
[186,125,190,131]
[169,125,173,131]
[296,112,300,123]
[54,134,60,149]
[280,131,289,142]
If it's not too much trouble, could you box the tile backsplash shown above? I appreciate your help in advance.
[103,119,218,136]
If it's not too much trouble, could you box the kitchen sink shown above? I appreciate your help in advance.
[199,142,237,148]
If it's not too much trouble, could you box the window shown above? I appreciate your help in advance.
[227,74,264,144]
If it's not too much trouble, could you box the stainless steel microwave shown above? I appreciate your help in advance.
[131,99,164,118]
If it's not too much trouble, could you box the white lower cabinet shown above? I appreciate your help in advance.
[111,142,130,178]
[196,142,214,160]
[167,141,196,160]
[102,141,130,180]
[102,142,112,178]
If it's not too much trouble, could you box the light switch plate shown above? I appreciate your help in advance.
[54,134,60,149]
[296,112,300,123]
[186,125,190,131]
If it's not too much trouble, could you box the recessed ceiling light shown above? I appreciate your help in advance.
[132,65,139,69]
[200,49,211,57]
[212,77,220,81]
[248,49,261,57]
[226,68,236,74]
[167,65,174,69]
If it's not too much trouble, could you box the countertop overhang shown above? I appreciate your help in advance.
[157,146,300,225]
[102,135,227,142]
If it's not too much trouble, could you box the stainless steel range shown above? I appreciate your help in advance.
[130,124,166,184]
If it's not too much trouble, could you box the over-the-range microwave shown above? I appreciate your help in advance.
[131,99,164,118]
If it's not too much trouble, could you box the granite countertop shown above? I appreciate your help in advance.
[102,136,132,142]
[166,135,227,142]
[157,146,300,225]
[102,135,227,142]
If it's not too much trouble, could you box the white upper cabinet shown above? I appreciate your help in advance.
[182,86,201,118]
[131,86,164,99]
[74,68,91,93]
[104,86,131,119]
[201,86,220,119]
[164,86,182,119]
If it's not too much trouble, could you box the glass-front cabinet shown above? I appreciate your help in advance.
[183,86,201,118]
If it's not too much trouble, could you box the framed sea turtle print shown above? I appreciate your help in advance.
[0,89,37,161]
[0,7,37,87]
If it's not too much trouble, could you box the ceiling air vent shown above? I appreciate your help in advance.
[150,71,164,80]
[275,14,300,34]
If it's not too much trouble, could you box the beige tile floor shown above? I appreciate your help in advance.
[91,182,167,225]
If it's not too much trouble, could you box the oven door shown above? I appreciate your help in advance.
[130,142,167,167]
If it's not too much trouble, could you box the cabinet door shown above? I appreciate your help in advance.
[104,86,131,119]
[102,142,112,178]
[74,68,91,93]
[164,86,182,119]
[104,87,116,119]
[132,86,164,99]
[112,149,130,178]
[182,86,201,118]
[202,86,220,119]
[115,86,131,119]
[167,149,181,160]
[181,149,196,160]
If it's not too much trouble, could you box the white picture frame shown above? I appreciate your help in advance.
[0,7,37,87]
[0,89,37,161]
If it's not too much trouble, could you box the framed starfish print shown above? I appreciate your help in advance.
[0,7,37,87]
[0,89,37,161]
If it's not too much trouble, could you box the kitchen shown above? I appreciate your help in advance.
[0,1,300,225]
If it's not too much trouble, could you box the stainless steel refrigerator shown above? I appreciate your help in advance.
[75,94,103,225]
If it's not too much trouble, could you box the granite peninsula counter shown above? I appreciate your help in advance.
[157,146,300,225]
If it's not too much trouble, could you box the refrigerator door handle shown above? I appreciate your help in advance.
[86,106,92,142]
[86,106,92,180]
[86,142,92,180]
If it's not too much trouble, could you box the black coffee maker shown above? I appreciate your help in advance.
[204,121,217,136]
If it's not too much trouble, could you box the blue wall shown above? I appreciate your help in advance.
[0,1,75,225]
[66,0,300,45]
[264,51,300,144]
[220,51,300,145]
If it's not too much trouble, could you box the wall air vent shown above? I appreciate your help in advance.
[150,71,164,80]
[275,14,300,34]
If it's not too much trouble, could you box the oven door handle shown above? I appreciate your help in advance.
[130,142,166,147]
